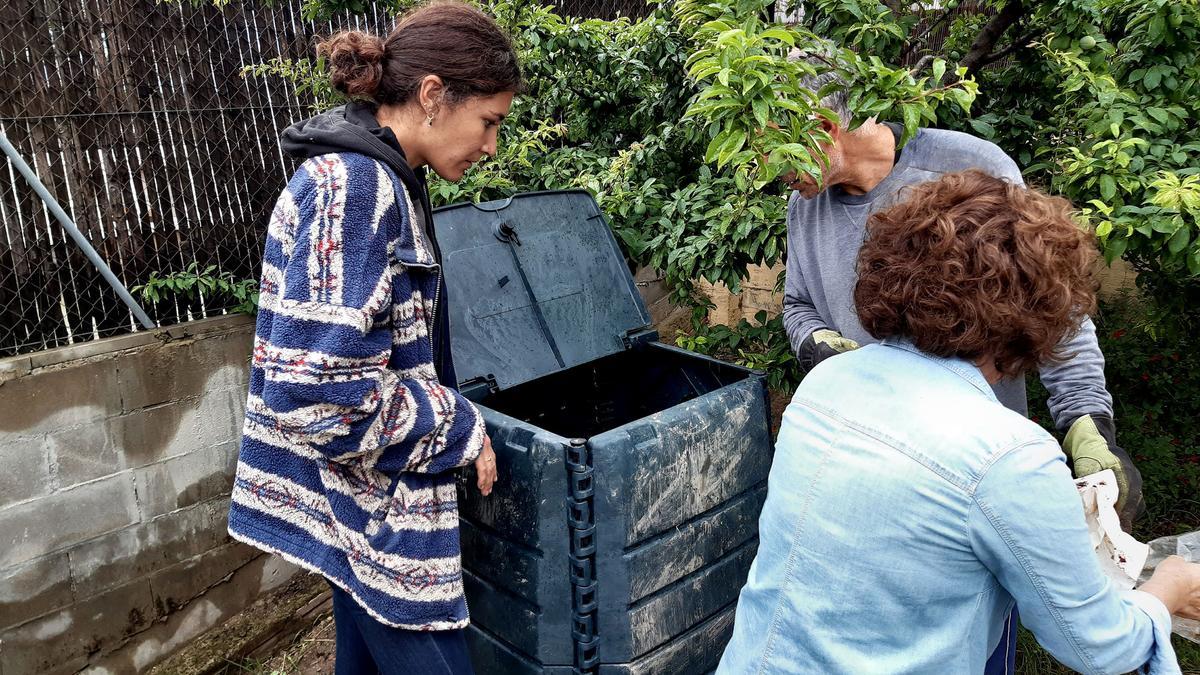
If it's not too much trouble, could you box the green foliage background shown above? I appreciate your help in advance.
[237,0,1200,666]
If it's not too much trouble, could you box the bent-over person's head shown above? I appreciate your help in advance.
[854,170,1098,379]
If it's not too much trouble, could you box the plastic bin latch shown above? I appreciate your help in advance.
[564,438,600,672]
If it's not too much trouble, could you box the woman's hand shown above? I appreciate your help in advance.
[1141,555,1200,619]
[474,435,497,496]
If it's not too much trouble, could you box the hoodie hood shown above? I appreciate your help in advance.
[280,101,427,198]
[280,101,459,389]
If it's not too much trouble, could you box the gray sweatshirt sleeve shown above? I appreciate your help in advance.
[782,195,829,355]
[1039,316,1114,431]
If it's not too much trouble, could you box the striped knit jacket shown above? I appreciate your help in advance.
[228,152,486,630]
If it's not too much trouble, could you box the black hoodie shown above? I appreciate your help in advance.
[279,101,458,389]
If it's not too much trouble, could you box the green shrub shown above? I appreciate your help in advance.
[1028,295,1200,541]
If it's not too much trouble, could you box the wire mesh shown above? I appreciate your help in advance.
[552,0,654,20]
[4,0,988,358]
[0,0,399,357]
[0,0,654,358]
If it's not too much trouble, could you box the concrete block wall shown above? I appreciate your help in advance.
[0,316,297,675]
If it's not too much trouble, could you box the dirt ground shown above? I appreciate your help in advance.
[246,615,335,675]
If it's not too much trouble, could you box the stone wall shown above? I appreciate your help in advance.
[0,316,297,675]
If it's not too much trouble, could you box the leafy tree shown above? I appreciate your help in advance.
[241,1,1200,661]
[235,0,1200,369]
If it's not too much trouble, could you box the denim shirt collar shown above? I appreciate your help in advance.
[880,337,998,403]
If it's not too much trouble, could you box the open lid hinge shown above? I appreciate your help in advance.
[621,326,659,349]
[460,374,499,400]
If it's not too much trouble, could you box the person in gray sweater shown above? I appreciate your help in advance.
[781,67,1141,528]
[779,60,1146,674]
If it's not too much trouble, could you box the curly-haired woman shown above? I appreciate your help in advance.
[718,170,1200,674]
[227,3,522,673]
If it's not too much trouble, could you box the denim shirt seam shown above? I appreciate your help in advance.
[880,340,996,400]
[970,489,1100,673]
[793,396,972,492]
[755,440,837,673]
[964,437,1053,495]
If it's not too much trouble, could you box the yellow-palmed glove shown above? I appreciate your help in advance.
[799,329,860,371]
[1063,414,1145,531]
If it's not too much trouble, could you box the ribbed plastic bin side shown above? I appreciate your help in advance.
[458,408,576,672]
[591,347,772,673]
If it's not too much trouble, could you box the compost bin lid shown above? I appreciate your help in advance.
[433,190,652,392]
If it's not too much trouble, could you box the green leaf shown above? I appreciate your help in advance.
[901,104,921,137]
[705,130,732,163]
[759,27,795,45]
[1168,224,1191,254]
[1104,236,1128,264]
[1152,218,1179,234]
[1147,107,1170,125]
[947,87,973,112]
[1189,248,1200,276]
[751,97,769,128]
[1100,175,1117,201]
[932,58,946,84]
[968,118,995,139]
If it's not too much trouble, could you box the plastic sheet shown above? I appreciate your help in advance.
[1138,529,1200,644]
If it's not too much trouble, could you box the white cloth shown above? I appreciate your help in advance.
[1076,469,1151,588]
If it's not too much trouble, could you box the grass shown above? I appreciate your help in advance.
[1016,628,1200,674]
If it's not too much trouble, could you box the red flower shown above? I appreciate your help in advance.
[1111,329,1126,339]
[1150,354,1163,363]
[1141,373,1150,381]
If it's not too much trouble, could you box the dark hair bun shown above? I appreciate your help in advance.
[319,31,385,98]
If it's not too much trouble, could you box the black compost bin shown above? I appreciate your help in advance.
[434,191,773,675]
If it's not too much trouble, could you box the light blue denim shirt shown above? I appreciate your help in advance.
[718,341,1178,674]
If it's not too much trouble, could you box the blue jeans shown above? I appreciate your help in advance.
[984,609,1018,675]
[330,583,474,675]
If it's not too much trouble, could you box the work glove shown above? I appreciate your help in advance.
[1062,414,1145,532]
[799,329,859,372]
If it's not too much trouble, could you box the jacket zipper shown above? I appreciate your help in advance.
[429,266,440,360]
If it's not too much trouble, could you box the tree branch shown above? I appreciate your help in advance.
[978,28,1044,67]
[909,54,935,76]
[960,0,1027,76]
[900,8,957,61]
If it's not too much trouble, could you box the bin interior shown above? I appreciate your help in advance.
[468,343,750,438]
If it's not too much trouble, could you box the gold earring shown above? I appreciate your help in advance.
[425,111,434,126]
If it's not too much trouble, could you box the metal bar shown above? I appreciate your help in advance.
[0,132,156,330]
[502,231,566,369]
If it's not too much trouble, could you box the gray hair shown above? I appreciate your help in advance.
[788,46,856,130]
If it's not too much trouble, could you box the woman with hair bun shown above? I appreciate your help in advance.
[227,2,523,673]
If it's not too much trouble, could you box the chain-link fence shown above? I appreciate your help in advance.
[0,0,975,358]
[0,0,409,357]
[552,0,654,19]
[0,0,654,359]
